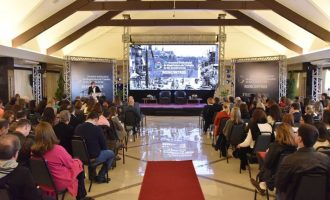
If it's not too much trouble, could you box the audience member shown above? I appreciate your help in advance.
[322,109,330,129]
[40,107,56,126]
[54,110,75,155]
[109,107,127,142]
[290,102,301,124]
[75,112,115,183]
[239,103,250,120]
[202,97,215,134]
[213,102,231,137]
[250,123,296,193]
[313,122,330,149]
[275,124,330,200]
[0,135,42,200]
[212,97,222,112]
[93,103,110,127]
[301,113,314,125]
[124,98,141,135]
[282,114,294,127]
[9,119,34,167]
[9,110,27,132]
[69,100,85,129]
[3,110,15,124]
[32,122,89,200]
[237,109,268,170]
[267,104,282,126]
[0,119,9,136]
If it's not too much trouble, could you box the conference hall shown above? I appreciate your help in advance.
[0,0,330,200]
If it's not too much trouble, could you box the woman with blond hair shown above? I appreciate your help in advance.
[213,102,231,137]
[250,123,296,194]
[31,122,90,200]
[215,107,245,156]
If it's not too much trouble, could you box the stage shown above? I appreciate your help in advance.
[140,103,205,116]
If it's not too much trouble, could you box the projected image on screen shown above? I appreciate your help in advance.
[129,45,218,90]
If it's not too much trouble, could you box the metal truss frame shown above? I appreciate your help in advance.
[312,65,322,101]
[130,34,218,44]
[64,56,116,101]
[32,65,42,104]
[122,14,131,102]
[232,55,287,101]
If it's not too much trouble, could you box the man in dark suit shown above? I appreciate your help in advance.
[88,81,101,95]
[275,124,330,200]
[75,111,115,183]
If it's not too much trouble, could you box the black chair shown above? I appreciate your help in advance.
[29,157,67,200]
[227,123,245,163]
[316,146,330,157]
[293,172,328,200]
[71,136,109,192]
[246,134,271,177]
[217,117,230,159]
[100,124,125,165]
[0,185,11,200]
[124,110,140,142]
[159,91,171,104]
[174,91,187,104]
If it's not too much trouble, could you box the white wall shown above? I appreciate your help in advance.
[14,69,33,100]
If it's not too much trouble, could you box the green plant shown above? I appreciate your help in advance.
[286,72,296,99]
[55,73,65,100]
[220,88,229,98]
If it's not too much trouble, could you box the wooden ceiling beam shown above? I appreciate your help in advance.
[100,19,248,26]
[80,1,268,11]
[12,0,91,47]
[47,11,121,55]
[226,11,303,54]
[257,0,330,42]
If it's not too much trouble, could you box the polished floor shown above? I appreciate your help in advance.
[87,116,274,200]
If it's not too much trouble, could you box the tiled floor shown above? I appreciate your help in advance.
[87,116,274,200]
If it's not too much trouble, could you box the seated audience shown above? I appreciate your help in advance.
[32,122,89,200]
[323,109,330,130]
[282,113,294,126]
[305,104,319,121]
[75,112,115,183]
[240,103,250,120]
[275,124,330,200]
[289,102,301,124]
[109,106,127,142]
[54,110,75,155]
[124,99,141,135]
[216,107,245,156]
[0,119,9,136]
[237,108,268,170]
[0,135,42,200]
[9,110,27,132]
[250,123,296,193]
[301,113,314,125]
[93,103,110,127]
[202,97,215,134]
[3,110,15,124]
[213,102,231,137]
[69,100,85,129]
[314,101,323,121]
[212,97,222,112]
[9,119,34,167]
[267,104,282,126]
[313,122,330,149]
[40,107,56,126]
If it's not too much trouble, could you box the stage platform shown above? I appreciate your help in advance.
[140,103,205,116]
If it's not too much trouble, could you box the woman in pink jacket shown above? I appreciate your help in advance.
[32,121,91,200]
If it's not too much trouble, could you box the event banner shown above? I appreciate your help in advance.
[70,61,113,100]
[235,61,279,100]
[129,44,218,90]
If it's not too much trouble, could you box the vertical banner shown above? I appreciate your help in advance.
[70,61,114,100]
[235,61,279,100]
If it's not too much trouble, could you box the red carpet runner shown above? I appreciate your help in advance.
[139,160,205,200]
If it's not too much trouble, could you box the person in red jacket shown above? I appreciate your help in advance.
[213,102,231,137]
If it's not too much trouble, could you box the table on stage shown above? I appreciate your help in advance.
[187,98,202,104]
[142,98,158,104]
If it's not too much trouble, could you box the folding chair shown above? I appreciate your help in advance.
[71,136,109,192]
[246,134,271,177]
[227,123,245,163]
[30,157,67,200]
[124,110,139,142]
[293,172,328,200]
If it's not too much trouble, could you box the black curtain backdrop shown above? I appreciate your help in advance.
[235,61,279,100]
[70,61,114,101]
